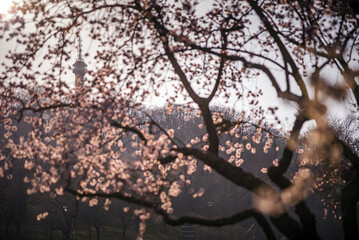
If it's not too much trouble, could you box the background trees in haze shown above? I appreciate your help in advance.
[1,0,359,239]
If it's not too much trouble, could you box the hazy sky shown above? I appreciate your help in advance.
[0,0,355,133]
[0,0,14,15]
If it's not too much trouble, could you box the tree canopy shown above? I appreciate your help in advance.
[1,0,359,239]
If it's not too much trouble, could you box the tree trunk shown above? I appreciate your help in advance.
[95,225,101,240]
[342,171,359,240]
[15,222,21,240]
[64,219,72,240]
[5,222,9,237]
[122,220,127,238]
[88,222,92,238]
[64,230,71,240]
[121,216,133,238]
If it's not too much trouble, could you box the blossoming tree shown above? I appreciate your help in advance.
[1,0,359,239]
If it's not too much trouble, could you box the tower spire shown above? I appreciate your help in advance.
[77,36,83,60]
[73,36,87,88]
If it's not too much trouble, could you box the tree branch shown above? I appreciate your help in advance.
[246,0,309,101]
[167,147,305,238]
[110,121,147,144]
[162,209,276,240]
[267,112,320,239]
[169,41,302,104]
[337,138,359,168]
[144,6,220,155]
[66,185,277,239]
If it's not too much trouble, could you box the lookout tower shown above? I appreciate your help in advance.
[73,36,87,88]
